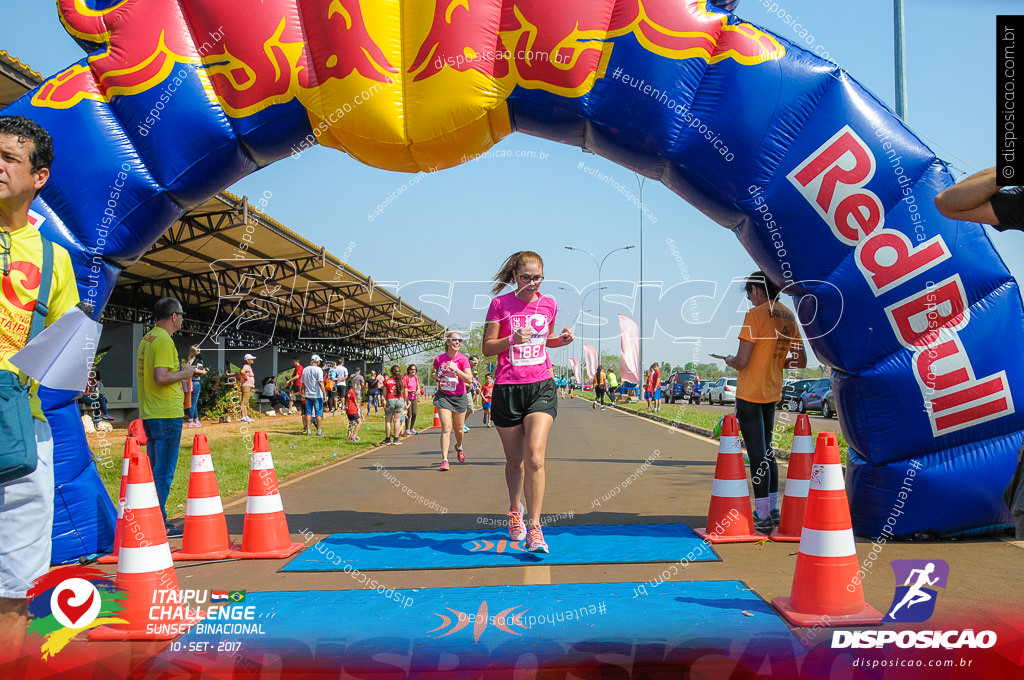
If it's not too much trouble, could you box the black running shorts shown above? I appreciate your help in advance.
[492,378,558,428]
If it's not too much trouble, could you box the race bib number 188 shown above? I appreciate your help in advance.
[510,314,549,367]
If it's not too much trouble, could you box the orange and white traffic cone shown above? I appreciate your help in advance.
[231,432,303,559]
[98,435,137,564]
[173,434,235,560]
[771,414,815,543]
[89,448,202,640]
[431,408,442,429]
[694,414,765,543]
[772,432,882,627]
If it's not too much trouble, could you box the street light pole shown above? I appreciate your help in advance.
[565,244,635,366]
[894,0,908,120]
[635,173,645,382]
[558,284,606,381]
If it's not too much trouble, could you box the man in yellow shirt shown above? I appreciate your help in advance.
[725,271,807,533]
[0,116,81,661]
[137,297,194,536]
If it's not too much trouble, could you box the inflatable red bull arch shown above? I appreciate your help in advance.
[4,0,1021,560]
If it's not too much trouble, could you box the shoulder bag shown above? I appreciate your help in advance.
[0,235,54,484]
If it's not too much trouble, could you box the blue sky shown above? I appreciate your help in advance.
[1,0,1019,367]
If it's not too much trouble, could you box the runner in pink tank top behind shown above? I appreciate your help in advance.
[482,251,574,554]
[432,332,475,471]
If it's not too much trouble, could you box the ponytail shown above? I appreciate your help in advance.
[492,250,544,295]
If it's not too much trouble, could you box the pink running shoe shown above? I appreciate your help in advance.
[508,510,527,542]
[457,446,465,464]
[527,527,548,553]
[439,460,450,472]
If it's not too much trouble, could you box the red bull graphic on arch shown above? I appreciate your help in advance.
[3,0,1023,548]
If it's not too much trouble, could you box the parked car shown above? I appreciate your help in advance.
[666,371,701,404]
[798,378,832,414]
[820,387,836,419]
[701,381,717,403]
[709,377,738,405]
[779,378,815,411]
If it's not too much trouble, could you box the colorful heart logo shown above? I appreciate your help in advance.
[56,589,95,627]
[529,314,547,334]
[50,579,101,629]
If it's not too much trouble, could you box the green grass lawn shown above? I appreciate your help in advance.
[574,389,848,461]
[88,406,437,520]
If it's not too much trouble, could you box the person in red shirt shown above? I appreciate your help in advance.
[481,374,494,428]
[284,358,303,416]
[402,365,420,435]
[649,363,662,412]
[345,385,362,441]
[382,365,406,445]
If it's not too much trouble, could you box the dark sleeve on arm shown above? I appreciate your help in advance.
[990,186,1024,231]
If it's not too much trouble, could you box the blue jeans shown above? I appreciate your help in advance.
[187,380,201,421]
[80,393,110,419]
[143,417,183,522]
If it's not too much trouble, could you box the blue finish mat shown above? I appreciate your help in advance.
[173,581,801,672]
[281,524,719,571]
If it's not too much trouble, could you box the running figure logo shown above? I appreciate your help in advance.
[882,559,949,623]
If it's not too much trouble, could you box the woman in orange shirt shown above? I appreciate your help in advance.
[724,271,807,534]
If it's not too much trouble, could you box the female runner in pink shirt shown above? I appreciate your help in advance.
[432,332,475,471]
[402,365,420,435]
[482,251,574,553]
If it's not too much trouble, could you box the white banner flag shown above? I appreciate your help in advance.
[618,314,641,385]
[568,357,581,384]
[583,344,597,381]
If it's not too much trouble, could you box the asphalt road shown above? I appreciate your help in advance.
[36,397,1019,676]
[161,398,1018,629]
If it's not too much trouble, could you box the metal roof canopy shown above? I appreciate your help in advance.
[110,192,446,360]
[0,51,445,361]
[0,50,40,109]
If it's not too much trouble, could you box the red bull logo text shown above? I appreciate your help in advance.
[788,126,1015,436]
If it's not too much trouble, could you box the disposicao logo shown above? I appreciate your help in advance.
[26,566,127,658]
[883,559,949,623]
[832,559,997,650]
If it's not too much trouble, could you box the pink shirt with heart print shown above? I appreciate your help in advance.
[486,291,558,385]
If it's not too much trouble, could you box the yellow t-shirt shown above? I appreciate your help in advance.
[137,326,183,420]
[0,224,80,420]
[737,300,799,404]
